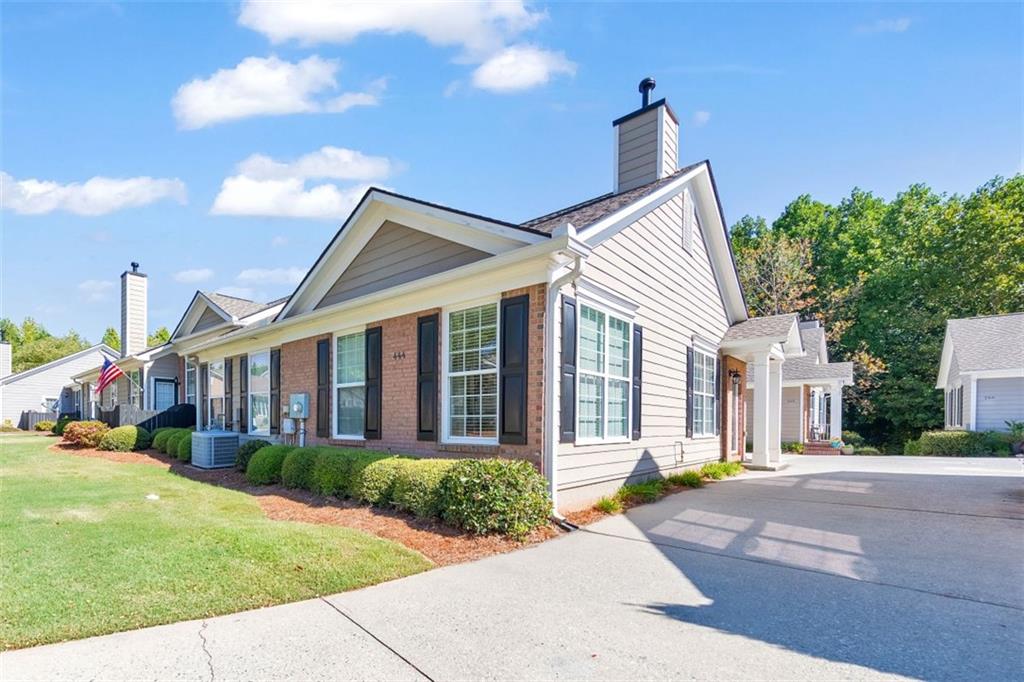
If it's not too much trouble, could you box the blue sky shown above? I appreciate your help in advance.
[2,1,1020,343]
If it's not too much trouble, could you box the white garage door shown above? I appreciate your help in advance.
[975,377,1024,431]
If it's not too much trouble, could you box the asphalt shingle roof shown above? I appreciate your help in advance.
[947,313,1024,372]
[784,360,854,382]
[521,162,705,234]
[721,313,799,344]
[205,292,282,320]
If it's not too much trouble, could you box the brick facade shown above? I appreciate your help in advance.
[276,284,547,465]
[721,355,747,462]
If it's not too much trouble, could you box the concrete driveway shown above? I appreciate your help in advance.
[4,455,1022,681]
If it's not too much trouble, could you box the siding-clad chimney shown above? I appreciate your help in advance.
[613,77,679,192]
[0,336,11,379]
[120,262,148,358]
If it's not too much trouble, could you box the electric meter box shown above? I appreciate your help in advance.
[288,393,309,419]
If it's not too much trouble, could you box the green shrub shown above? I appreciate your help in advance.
[281,448,320,489]
[309,448,391,497]
[781,441,804,454]
[594,496,623,514]
[246,445,296,485]
[911,430,1012,457]
[151,428,176,452]
[98,425,152,452]
[163,430,188,456]
[34,420,56,432]
[236,439,271,471]
[666,470,704,488]
[617,480,666,503]
[62,420,109,448]
[392,459,458,518]
[842,430,866,447]
[53,416,75,436]
[854,446,882,456]
[175,433,193,461]
[354,457,413,504]
[700,461,744,480]
[436,459,551,539]
[903,438,922,456]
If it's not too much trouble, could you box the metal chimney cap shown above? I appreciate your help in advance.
[639,77,656,106]
[130,262,140,273]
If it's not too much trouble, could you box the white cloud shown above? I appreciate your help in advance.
[856,17,912,34]
[211,146,394,220]
[237,146,395,182]
[692,111,711,127]
[78,279,114,303]
[238,0,544,59]
[271,235,289,247]
[215,286,255,300]
[1,171,186,216]
[471,45,576,93]
[171,56,383,129]
[237,267,306,285]
[174,268,214,284]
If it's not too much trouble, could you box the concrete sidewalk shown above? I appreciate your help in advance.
[4,456,1023,681]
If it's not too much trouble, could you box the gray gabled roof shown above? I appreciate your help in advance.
[721,313,800,344]
[947,313,1024,372]
[522,162,706,234]
[204,292,273,320]
[0,344,118,386]
[784,360,854,382]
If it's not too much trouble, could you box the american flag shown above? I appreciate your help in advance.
[95,358,125,395]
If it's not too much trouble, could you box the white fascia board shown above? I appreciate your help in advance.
[171,292,235,340]
[377,192,547,246]
[935,328,954,388]
[189,235,572,361]
[967,368,1024,379]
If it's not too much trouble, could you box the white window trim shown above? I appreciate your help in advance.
[575,300,634,446]
[207,359,225,430]
[185,360,197,406]
[441,297,501,445]
[331,329,367,441]
[691,345,718,438]
[248,349,272,437]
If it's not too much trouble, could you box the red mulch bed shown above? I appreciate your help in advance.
[48,442,560,566]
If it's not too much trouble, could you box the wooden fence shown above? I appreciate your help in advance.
[17,411,58,431]
[97,403,196,431]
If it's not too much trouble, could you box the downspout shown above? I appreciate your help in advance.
[543,224,586,523]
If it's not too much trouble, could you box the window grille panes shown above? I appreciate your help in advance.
[577,304,632,441]
[447,304,498,439]
[334,333,366,437]
[249,351,271,434]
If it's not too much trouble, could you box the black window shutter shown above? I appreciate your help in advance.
[686,346,694,439]
[199,363,208,428]
[270,349,280,435]
[364,327,382,440]
[714,356,722,436]
[499,295,530,445]
[316,339,330,438]
[417,314,439,441]
[559,296,577,443]
[224,358,234,431]
[631,325,643,440]
[239,355,248,434]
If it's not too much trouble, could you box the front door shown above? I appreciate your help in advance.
[154,379,177,411]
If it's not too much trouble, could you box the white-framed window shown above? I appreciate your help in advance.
[128,370,141,407]
[333,331,366,439]
[443,301,499,443]
[577,303,632,442]
[692,347,718,437]
[248,350,272,435]
[41,396,58,412]
[185,360,197,406]
[207,360,225,430]
[948,385,963,428]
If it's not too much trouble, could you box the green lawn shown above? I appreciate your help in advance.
[0,435,432,649]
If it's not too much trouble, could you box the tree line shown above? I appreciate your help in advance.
[730,175,1023,449]
[0,319,171,375]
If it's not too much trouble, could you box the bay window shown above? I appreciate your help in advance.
[248,351,271,435]
[445,302,498,442]
[577,303,631,441]
[334,331,366,439]
[207,360,225,429]
[692,348,717,437]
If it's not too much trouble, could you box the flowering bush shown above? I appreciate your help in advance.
[63,420,109,448]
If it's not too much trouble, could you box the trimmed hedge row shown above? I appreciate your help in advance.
[98,425,152,452]
[244,445,550,538]
[905,430,1013,456]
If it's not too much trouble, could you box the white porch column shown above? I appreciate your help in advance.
[750,352,771,468]
[830,381,843,441]
[768,359,783,463]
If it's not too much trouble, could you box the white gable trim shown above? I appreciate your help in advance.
[935,326,954,388]
[577,163,747,325]
[278,190,547,320]
[171,292,237,340]
[0,344,118,386]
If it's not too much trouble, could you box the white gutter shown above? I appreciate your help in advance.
[543,223,588,516]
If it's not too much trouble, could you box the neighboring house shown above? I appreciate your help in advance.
[165,80,807,510]
[744,319,854,453]
[0,342,118,428]
[936,313,1024,432]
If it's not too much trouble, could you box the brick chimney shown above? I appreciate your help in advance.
[613,77,679,192]
[120,262,148,357]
